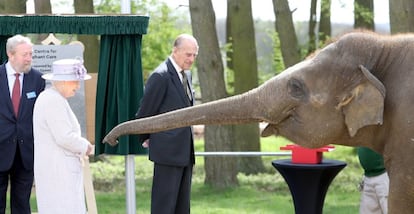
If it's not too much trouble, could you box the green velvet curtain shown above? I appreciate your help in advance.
[0,15,149,155]
[0,15,149,35]
[0,36,10,64]
[95,35,146,155]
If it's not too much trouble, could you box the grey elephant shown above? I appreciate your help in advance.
[103,31,414,213]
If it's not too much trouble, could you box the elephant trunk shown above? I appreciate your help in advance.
[103,88,264,145]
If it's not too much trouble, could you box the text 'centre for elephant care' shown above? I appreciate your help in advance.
[31,45,83,74]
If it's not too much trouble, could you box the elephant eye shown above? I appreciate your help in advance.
[288,78,308,100]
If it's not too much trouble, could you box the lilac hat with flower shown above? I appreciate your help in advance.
[42,58,91,81]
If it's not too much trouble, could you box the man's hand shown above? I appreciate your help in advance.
[142,139,150,148]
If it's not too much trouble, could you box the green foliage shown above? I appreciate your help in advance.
[136,1,193,80]
[88,137,361,213]
[94,0,158,14]
[222,40,235,95]
[94,0,191,80]
[271,31,285,76]
[318,32,332,48]
[354,2,374,26]
[26,136,361,213]
[140,3,187,80]
[224,66,235,95]
[89,156,126,191]
[94,0,121,13]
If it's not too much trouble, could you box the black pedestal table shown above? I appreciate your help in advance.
[272,159,347,214]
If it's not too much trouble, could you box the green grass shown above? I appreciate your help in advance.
[27,136,363,213]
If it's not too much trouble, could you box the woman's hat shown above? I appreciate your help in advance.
[42,58,91,81]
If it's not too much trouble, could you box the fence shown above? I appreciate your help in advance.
[195,151,291,157]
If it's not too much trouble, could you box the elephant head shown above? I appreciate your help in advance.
[103,31,414,213]
[103,42,385,149]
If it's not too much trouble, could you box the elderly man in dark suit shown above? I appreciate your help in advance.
[0,35,45,213]
[136,34,198,214]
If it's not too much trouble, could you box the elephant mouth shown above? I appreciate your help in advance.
[261,106,302,137]
[260,107,298,137]
[260,123,279,137]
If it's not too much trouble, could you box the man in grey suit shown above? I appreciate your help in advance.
[136,34,198,214]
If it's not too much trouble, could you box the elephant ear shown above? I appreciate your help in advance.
[337,65,386,137]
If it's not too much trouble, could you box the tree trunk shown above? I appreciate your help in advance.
[354,0,374,30]
[307,0,318,54]
[272,0,301,67]
[74,0,100,74]
[227,0,264,175]
[389,0,414,33]
[33,0,52,43]
[189,0,239,188]
[0,1,4,13]
[34,0,51,12]
[319,0,331,43]
[4,0,25,13]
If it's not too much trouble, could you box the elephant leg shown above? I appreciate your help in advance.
[387,163,414,214]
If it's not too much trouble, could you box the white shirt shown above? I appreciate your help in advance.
[169,56,186,82]
[5,62,23,97]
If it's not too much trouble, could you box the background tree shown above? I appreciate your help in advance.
[0,1,4,13]
[389,0,414,33]
[189,0,239,188]
[354,0,374,30]
[33,0,51,43]
[272,0,301,67]
[227,0,265,174]
[319,0,331,43]
[307,0,318,54]
[74,0,100,74]
[4,0,25,13]
[34,0,51,13]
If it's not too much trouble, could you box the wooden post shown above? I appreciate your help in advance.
[84,72,98,213]
[83,157,98,214]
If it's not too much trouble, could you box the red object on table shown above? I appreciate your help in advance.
[280,144,335,164]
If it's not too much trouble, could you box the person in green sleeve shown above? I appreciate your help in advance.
[357,147,389,214]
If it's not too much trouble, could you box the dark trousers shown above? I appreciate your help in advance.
[0,148,33,214]
[151,163,193,214]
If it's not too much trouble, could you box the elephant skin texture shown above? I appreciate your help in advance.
[103,31,414,213]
